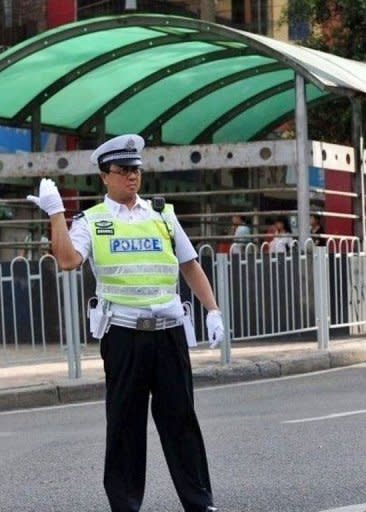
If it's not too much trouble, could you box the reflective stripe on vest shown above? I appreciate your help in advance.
[85,202,179,307]
[95,263,178,277]
[96,283,177,297]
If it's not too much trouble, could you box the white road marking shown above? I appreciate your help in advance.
[283,409,366,424]
[0,363,365,416]
[0,432,13,437]
[318,504,366,512]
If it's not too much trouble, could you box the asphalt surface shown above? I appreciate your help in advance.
[1,365,366,512]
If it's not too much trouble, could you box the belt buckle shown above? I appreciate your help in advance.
[136,317,157,331]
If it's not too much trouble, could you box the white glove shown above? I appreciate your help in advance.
[27,178,65,216]
[206,309,225,349]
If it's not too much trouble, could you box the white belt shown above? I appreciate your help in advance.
[110,312,183,331]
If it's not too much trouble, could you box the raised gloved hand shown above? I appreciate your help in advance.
[206,309,225,349]
[27,178,65,216]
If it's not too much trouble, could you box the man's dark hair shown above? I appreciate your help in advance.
[311,213,322,222]
[99,162,111,173]
[275,215,292,234]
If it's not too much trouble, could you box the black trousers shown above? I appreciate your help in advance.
[100,324,213,512]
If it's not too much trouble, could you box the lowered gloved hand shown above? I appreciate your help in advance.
[27,178,65,216]
[206,309,225,349]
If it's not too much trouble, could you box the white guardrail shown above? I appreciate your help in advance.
[1,239,366,375]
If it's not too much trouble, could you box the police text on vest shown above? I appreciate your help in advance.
[110,238,163,252]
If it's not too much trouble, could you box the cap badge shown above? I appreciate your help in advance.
[125,138,136,150]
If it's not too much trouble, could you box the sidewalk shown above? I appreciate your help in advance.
[1,338,366,411]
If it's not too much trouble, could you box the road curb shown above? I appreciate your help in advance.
[57,378,106,404]
[277,352,331,376]
[1,348,366,411]
[0,384,58,411]
[329,347,366,368]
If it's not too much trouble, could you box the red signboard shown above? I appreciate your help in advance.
[325,169,354,237]
[47,0,76,28]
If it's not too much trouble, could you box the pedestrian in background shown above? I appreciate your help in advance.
[230,214,251,244]
[310,213,326,246]
[262,217,276,252]
[27,133,223,512]
[230,214,251,254]
[269,216,293,253]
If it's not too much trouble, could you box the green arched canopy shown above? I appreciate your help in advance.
[0,14,365,144]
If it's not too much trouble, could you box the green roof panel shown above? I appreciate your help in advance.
[0,27,166,117]
[102,56,278,135]
[163,70,294,143]
[41,41,224,128]
[214,84,328,143]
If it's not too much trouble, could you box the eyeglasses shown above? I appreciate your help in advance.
[108,166,142,177]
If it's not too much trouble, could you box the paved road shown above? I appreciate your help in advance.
[1,365,366,512]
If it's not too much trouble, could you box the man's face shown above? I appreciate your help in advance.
[101,163,142,202]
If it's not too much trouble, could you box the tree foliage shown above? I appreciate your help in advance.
[282,0,366,143]
[286,0,366,59]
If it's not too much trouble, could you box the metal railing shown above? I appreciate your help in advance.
[1,239,366,374]
[0,189,358,255]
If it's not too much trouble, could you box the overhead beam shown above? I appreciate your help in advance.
[0,140,356,178]
[0,140,296,177]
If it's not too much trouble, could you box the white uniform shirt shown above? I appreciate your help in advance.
[269,235,293,253]
[69,195,197,320]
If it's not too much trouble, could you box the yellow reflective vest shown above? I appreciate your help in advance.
[84,202,179,307]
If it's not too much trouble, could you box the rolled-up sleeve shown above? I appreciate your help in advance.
[173,216,198,264]
[69,217,92,262]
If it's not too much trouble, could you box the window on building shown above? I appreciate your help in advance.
[77,0,125,19]
[0,0,45,46]
[288,0,310,40]
[289,19,310,40]
[232,0,267,34]
[77,0,197,18]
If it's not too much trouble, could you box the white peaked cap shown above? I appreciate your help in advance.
[90,134,145,167]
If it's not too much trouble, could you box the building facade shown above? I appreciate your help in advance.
[0,0,294,48]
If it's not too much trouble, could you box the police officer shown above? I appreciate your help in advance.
[27,134,224,512]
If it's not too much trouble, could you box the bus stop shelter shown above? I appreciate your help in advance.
[0,14,366,246]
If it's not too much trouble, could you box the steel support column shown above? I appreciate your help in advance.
[352,97,365,243]
[216,253,231,365]
[295,73,310,249]
[313,246,330,350]
[95,117,106,146]
[31,107,42,152]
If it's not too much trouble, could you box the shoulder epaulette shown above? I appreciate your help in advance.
[72,211,85,220]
